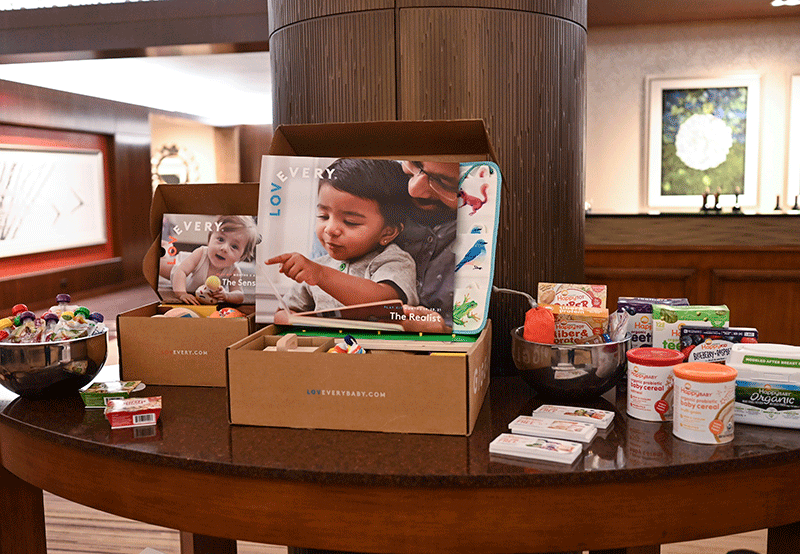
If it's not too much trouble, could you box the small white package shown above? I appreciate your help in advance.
[532,404,615,429]
[509,415,597,443]
[489,433,582,464]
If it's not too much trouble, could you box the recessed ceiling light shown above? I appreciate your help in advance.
[772,0,800,6]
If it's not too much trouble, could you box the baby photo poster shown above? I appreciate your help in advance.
[158,214,260,305]
[255,156,501,334]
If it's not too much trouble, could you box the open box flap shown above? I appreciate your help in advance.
[270,119,499,163]
[261,120,502,335]
[143,183,259,296]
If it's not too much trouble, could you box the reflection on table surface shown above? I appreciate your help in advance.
[3,372,800,487]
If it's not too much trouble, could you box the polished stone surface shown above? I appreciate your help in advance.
[3,372,800,488]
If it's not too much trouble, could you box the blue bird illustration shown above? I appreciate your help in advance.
[455,239,487,272]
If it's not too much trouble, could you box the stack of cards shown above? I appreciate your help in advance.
[508,415,597,443]
[489,433,582,464]
[490,404,615,465]
[531,404,615,429]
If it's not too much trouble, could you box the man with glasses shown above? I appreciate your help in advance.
[397,161,460,333]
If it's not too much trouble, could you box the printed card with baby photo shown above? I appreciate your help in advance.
[158,214,260,305]
[255,155,501,334]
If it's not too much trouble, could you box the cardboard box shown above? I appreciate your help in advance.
[226,322,491,435]
[117,183,258,387]
[225,119,498,434]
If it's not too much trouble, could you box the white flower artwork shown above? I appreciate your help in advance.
[674,114,734,171]
[646,75,760,210]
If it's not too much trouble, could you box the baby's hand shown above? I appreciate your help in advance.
[273,309,292,325]
[266,253,325,286]
[179,292,200,305]
[210,288,228,302]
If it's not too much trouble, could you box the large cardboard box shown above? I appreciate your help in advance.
[226,322,491,435]
[225,119,499,434]
[116,183,258,387]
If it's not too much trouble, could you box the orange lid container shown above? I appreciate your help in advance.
[673,362,737,383]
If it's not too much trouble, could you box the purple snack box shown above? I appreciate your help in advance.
[617,297,690,349]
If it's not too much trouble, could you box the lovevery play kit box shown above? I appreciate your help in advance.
[226,322,492,435]
[117,183,258,387]
[225,119,500,434]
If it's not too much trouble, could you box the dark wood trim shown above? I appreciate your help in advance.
[0,0,269,61]
[0,466,46,554]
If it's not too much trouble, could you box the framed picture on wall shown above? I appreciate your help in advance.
[788,75,800,210]
[0,144,107,258]
[646,75,760,210]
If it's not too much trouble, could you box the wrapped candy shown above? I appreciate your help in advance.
[0,295,106,343]
[49,294,79,316]
[0,318,13,341]
[9,311,38,343]
[41,312,59,342]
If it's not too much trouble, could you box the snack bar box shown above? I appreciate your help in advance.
[224,119,501,435]
[227,323,492,436]
[117,183,258,387]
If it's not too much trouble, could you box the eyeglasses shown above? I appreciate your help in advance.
[402,161,459,205]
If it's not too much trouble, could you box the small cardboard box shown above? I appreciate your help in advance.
[226,322,491,435]
[117,183,258,387]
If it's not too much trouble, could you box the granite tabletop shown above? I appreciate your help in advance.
[3,374,800,488]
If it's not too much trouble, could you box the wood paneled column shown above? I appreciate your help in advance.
[268,1,587,371]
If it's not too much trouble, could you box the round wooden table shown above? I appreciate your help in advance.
[1,372,800,554]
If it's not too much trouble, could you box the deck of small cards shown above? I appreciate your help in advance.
[490,404,615,464]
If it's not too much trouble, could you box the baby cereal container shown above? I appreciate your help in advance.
[728,343,800,429]
[673,362,737,444]
[626,347,685,421]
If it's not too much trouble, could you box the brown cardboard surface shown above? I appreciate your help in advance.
[269,119,499,163]
[117,182,259,387]
[226,323,491,435]
[118,303,254,387]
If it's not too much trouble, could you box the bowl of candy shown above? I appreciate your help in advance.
[0,295,108,398]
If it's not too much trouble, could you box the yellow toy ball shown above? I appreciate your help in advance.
[205,275,221,291]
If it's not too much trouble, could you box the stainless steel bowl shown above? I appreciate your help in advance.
[511,326,630,400]
[0,330,108,398]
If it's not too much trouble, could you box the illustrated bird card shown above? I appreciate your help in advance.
[255,156,501,334]
[158,214,259,306]
[452,161,501,333]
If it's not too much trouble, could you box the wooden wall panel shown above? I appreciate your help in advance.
[238,125,274,183]
[711,269,800,343]
[586,246,800,345]
[584,267,696,311]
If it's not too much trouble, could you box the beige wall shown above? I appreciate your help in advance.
[587,17,800,214]
[150,113,240,189]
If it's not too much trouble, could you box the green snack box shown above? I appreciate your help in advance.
[80,380,142,408]
[651,304,730,352]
